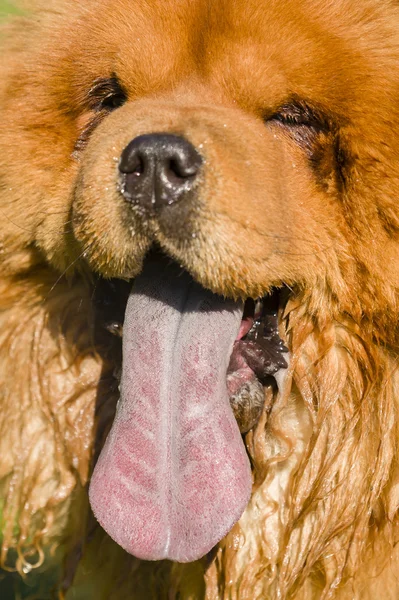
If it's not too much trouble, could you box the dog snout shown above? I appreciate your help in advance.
[118,133,202,212]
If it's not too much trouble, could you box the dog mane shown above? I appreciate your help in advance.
[0,275,397,598]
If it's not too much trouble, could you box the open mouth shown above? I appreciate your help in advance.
[228,294,288,433]
[90,253,288,563]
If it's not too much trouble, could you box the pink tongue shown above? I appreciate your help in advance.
[89,260,252,563]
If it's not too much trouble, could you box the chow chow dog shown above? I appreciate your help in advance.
[1,0,399,598]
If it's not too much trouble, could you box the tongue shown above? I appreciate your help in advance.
[89,259,252,563]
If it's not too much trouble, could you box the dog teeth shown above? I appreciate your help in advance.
[105,322,123,337]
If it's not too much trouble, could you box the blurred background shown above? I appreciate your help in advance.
[0,1,19,17]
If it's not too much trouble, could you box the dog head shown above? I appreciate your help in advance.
[2,0,398,306]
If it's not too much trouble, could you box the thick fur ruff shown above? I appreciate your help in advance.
[1,1,399,598]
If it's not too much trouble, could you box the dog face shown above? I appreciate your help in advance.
[4,0,399,304]
[1,0,399,585]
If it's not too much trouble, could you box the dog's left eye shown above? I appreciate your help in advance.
[265,101,331,155]
[267,101,326,131]
[88,76,127,112]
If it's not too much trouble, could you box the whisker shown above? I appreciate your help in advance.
[0,207,33,233]
[274,245,335,257]
[46,250,87,299]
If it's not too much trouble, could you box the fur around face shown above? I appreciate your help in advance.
[1,0,399,598]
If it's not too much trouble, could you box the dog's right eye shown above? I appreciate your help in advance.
[88,76,127,112]
[74,77,127,156]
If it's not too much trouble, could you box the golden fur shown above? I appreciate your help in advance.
[1,0,399,597]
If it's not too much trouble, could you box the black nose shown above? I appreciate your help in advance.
[118,133,202,211]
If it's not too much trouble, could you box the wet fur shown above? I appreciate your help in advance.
[1,0,399,598]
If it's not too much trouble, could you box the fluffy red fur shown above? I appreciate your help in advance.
[1,0,399,598]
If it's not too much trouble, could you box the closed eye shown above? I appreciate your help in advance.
[87,75,127,112]
[265,99,332,152]
[265,99,349,190]
[266,100,329,131]
[74,76,127,156]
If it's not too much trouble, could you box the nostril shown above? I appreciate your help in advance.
[168,152,201,179]
[130,155,145,177]
[169,158,187,179]
[119,148,147,176]
[165,158,197,187]
[123,156,146,177]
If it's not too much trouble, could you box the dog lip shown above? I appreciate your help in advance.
[232,296,288,376]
